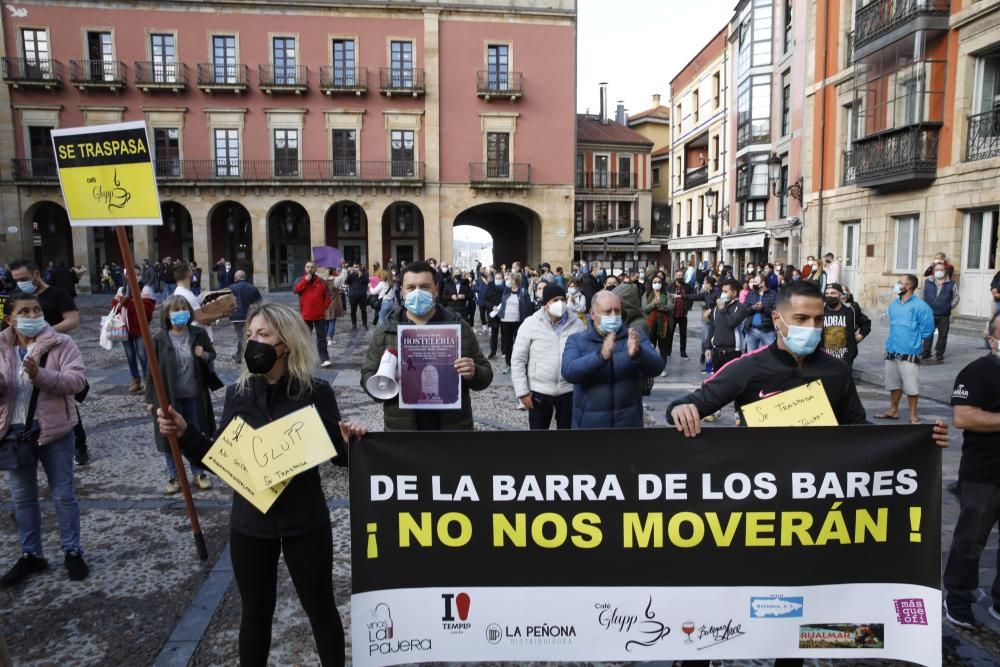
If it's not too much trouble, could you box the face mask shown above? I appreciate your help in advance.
[225,264,232,271]
[747,266,755,273]
[16,280,35,294]
[652,282,662,291]
[934,271,945,280]
[15,316,46,338]
[893,283,905,296]
[720,293,731,303]
[825,296,841,308]
[244,339,281,374]
[404,288,435,316]
[546,301,566,318]
[792,275,801,282]
[606,283,617,290]
[505,280,512,288]
[169,311,191,327]
[567,287,578,296]
[778,314,822,357]
[599,314,621,334]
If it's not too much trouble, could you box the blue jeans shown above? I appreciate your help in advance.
[165,396,206,478]
[7,428,81,557]
[378,298,394,325]
[121,333,147,379]
[326,319,336,338]
[746,327,776,351]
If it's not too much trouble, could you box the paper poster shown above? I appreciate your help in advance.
[397,324,462,410]
[201,417,289,514]
[741,380,839,428]
[243,405,339,491]
[50,121,162,226]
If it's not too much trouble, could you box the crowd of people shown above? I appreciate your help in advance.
[3,243,1000,666]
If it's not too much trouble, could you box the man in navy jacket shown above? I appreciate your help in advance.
[561,290,665,428]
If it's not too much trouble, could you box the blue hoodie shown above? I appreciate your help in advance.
[886,295,934,356]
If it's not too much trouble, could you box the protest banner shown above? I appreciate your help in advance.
[397,324,461,410]
[349,426,941,667]
[742,380,839,428]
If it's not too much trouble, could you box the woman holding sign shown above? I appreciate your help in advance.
[156,301,366,667]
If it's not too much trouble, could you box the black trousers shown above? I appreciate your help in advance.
[479,305,490,326]
[74,406,86,453]
[667,316,688,356]
[489,320,500,356]
[349,296,367,328]
[922,314,950,359]
[230,524,345,667]
[944,480,1000,609]
[527,391,573,430]
[712,347,741,373]
[500,320,521,366]
[649,330,670,361]
[304,319,329,362]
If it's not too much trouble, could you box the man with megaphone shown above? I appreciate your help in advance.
[361,261,493,430]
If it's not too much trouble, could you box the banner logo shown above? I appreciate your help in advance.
[441,592,472,632]
[595,598,670,651]
[893,598,927,625]
[484,622,576,646]
[367,603,432,656]
[799,623,885,649]
[693,619,746,650]
[749,595,804,619]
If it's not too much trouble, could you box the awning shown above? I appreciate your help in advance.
[720,231,768,251]
[667,235,719,251]
[577,244,663,252]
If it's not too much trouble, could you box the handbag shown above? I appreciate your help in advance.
[99,304,128,349]
[0,353,47,471]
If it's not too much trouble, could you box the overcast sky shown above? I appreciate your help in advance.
[577,0,735,115]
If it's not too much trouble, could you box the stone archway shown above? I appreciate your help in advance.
[452,202,541,268]
[152,201,194,263]
[25,201,73,268]
[267,200,311,289]
[208,201,254,285]
[325,200,368,267]
[381,201,424,266]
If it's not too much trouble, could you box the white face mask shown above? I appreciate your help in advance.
[567,287,578,296]
[934,270,945,280]
[546,300,566,318]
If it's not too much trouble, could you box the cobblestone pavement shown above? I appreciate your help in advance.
[1,294,998,666]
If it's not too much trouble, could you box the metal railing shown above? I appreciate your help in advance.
[12,158,57,180]
[852,125,939,184]
[69,59,126,84]
[134,61,187,86]
[379,67,425,92]
[259,64,308,88]
[1,57,63,83]
[842,150,856,185]
[966,109,1000,162]
[854,0,950,50]
[683,165,709,190]
[196,63,249,87]
[476,71,524,96]
[575,219,616,235]
[575,171,638,190]
[150,159,425,181]
[469,162,531,185]
[651,219,672,237]
[319,66,367,91]
[845,31,855,68]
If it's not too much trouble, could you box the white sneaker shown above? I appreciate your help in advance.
[327,337,333,346]
[321,360,332,368]
[516,401,527,411]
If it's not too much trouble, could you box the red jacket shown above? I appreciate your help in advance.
[112,294,156,336]
[294,274,331,320]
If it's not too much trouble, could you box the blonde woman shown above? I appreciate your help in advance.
[157,302,365,666]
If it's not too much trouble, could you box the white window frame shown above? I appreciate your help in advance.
[893,215,920,272]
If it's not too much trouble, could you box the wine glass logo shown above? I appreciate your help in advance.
[682,621,695,644]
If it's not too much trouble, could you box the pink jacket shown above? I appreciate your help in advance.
[0,325,86,445]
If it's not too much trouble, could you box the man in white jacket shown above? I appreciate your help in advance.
[510,283,586,429]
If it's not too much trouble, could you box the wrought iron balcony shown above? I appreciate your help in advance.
[1,57,63,89]
[12,158,58,180]
[259,65,308,94]
[575,171,638,190]
[319,66,367,95]
[69,59,126,90]
[651,218,672,238]
[476,71,524,100]
[196,63,249,93]
[574,219,616,235]
[966,109,1000,162]
[853,0,949,60]
[683,165,709,190]
[469,162,531,187]
[851,124,939,189]
[379,67,425,96]
[842,150,856,185]
[150,159,425,183]
[844,31,855,68]
[134,61,187,92]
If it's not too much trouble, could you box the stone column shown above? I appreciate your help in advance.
[132,225,152,263]
[72,226,93,294]
[252,211,269,294]
[365,200,383,268]
[188,200,211,281]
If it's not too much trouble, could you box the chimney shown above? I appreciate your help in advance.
[599,82,608,124]
[652,93,661,107]
[615,101,626,125]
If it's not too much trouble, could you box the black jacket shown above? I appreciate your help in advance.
[709,299,750,349]
[346,270,369,299]
[667,342,867,425]
[181,375,347,539]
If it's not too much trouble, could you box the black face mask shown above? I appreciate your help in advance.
[825,296,841,308]
[244,340,281,374]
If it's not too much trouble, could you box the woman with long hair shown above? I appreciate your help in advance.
[157,302,365,666]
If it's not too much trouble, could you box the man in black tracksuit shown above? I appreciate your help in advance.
[345,264,369,331]
[708,279,750,373]
[484,275,504,358]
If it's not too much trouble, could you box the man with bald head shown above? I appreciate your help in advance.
[228,269,262,363]
[561,289,665,428]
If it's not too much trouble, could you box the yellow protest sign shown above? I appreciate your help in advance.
[50,121,162,226]
[202,417,289,514]
[741,380,839,428]
[243,405,339,492]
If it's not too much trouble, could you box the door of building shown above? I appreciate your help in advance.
[959,208,999,318]
[841,221,861,294]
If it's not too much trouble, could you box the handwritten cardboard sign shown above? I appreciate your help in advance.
[742,380,839,428]
[202,417,289,514]
[243,405,339,491]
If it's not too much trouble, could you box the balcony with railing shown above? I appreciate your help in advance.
[575,171,638,190]
[851,125,939,188]
[683,165,709,190]
[476,71,524,101]
[379,67,425,96]
[574,219,616,235]
[1,57,63,89]
[259,65,308,94]
[196,63,249,93]
[844,31,855,69]
[69,59,126,90]
[319,66,367,96]
[853,0,949,60]
[150,159,425,183]
[469,162,531,187]
[134,61,187,92]
[842,150,856,185]
[12,158,57,181]
[966,109,1000,162]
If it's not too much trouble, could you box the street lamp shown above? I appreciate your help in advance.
[766,152,803,203]
[630,225,642,272]
[705,186,729,228]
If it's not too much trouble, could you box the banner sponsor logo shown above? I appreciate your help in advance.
[894,598,927,625]
[441,592,472,633]
[798,623,885,649]
[749,595,804,619]
[595,597,670,651]
[484,622,577,646]
[692,618,747,650]
[366,603,432,657]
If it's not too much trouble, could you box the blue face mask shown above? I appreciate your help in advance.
[404,288,435,316]
[599,314,622,334]
[16,280,35,294]
[15,316,46,338]
[494,278,503,286]
[778,314,822,357]
[505,280,512,288]
[169,311,192,327]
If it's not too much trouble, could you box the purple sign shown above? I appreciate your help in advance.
[312,246,343,269]
[893,598,927,625]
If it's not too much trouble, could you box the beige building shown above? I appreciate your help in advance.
[627,94,671,246]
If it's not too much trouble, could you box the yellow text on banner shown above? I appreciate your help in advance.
[202,417,289,514]
[742,380,840,428]
[244,405,339,491]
